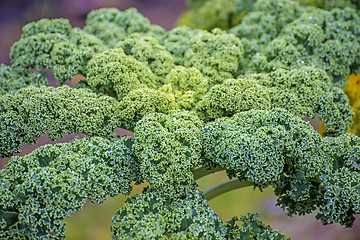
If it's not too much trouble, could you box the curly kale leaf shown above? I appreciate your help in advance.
[114,67,209,130]
[84,8,166,48]
[180,0,256,30]
[1,3,360,238]
[10,18,105,85]
[299,0,360,11]
[195,67,353,135]
[318,87,354,136]
[181,0,360,87]
[111,187,227,239]
[275,133,360,224]
[230,0,305,43]
[195,78,271,121]
[225,213,290,239]
[164,26,200,65]
[202,108,328,189]
[86,48,156,100]
[160,66,209,110]
[0,64,48,95]
[50,28,106,84]
[183,28,244,86]
[260,67,353,136]
[118,88,177,130]
[316,168,360,227]
[10,18,72,68]
[313,134,360,227]
[323,133,360,172]
[116,34,175,85]
[0,136,138,239]
[202,107,360,226]
[0,86,121,158]
[240,6,360,87]
[164,27,244,86]
[112,187,291,239]
[133,111,203,199]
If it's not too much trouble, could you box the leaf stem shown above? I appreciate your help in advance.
[203,179,253,201]
[192,166,225,180]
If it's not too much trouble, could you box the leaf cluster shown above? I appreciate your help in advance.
[0,2,359,239]
[181,0,360,88]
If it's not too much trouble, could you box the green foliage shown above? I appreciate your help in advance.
[133,111,203,200]
[84,8,167,47]
[202,107,360,224]
[111,187,227,239]
[202,108,329,189]
[10,18,71,69]
[195,78,271,121]
[10,19,105,85]
[179,0,256,30]
[182,0,303,32]
[294,133,360,227]
[118,88,177,130]
[317,168,360,227]
[0,64,48,95]
[253,67,353,136]
[1,3,360,239]
[196,67,353,136]
[249,6,360,88]
[301,0,360,10]
[163,27,244,86]
[160,66,209,110]
[86,48,157,100]
[0,136,137,239]
[275,133,360,220]
[225,213,290,239]
[183,0,360,87]
[182,28,244,86]
[0,86,120,158]
[116,34,175,84]
[163,26,199,65]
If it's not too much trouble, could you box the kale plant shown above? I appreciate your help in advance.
[0,1,360,239]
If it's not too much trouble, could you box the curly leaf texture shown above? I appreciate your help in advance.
[0,2,360,239]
